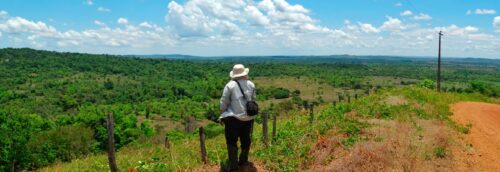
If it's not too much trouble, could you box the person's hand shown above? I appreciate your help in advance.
[218,119,224,126]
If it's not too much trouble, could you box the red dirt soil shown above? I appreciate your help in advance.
[451,101,500,171]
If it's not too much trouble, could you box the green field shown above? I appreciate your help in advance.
[1,48,499,171]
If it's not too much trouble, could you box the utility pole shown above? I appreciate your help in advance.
[437,31,443,92]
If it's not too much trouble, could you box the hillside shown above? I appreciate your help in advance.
[0,48,499,171]
[43,87,499,171]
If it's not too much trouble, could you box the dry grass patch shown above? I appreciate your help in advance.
[384,95,408,106]
[304,118,475,172]
[253,76,341,102]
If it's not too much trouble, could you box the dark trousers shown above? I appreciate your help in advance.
[222,117,253,170]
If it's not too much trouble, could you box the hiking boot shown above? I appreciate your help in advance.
[238,148,250,165]
[238,161,252,167]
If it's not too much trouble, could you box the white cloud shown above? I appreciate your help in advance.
[0,10,7,18]
[139,22,152,28]
[1,15,174,51]
[413,13,432,21]
[466,10,472,15]
[380,17,405,31]
[400,10,412,16]
[475,9,496,15]
[0,17,57,35]
[245,5,270,26]
[358,22,380,33]
[97,7,111,12]
[86,0,93,6]
[258,0,275,12]
[464,26,479,32]
[273,0,309,13]
[139,22,164,32]
[165,0,245,37]
[165,0,329,38]
[94,20,105,27]
[117,18,128,25]
[435,25,478,36]
[395,2,402,7]
[1,0,500,58]
[468,9,496,15]
[494,16,500,31]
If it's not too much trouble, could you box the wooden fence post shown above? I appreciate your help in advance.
[199,127,207,164]
[332,101,336,107]
[272,113,277,141]
[262,112,268,146]
[347,95,351,103]
[107,113,118,172]
[164,136,170,149]
[184,116,191,133]
[11,160,15,172]
[309,103,314,125]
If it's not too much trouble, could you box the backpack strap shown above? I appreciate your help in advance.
[234,80,249,101]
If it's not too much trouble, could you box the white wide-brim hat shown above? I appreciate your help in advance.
[229,64,249,79]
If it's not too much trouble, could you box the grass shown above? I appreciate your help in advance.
[253,76,341,106]
[43,100,367,172]
[434,147,447,158]
[42,86,498,171]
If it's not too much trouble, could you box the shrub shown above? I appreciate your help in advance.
[165,130,189,142]
[0,112,47,171]
[27,125,95,168]
[272,87,290,99]
[140,120,155,137]
[417,79,435,89]
[433,147,446,158]
[204,123,224,138]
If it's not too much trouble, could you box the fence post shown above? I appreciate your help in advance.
[184,116,190,133]
[332,101,336,107]
[164,136,170,149]
[347,95,351,103]
[309,103,314,125]
[272,113,277,141]
[262,112,268,146]
[106,113,118,172]
[199,127,207,164]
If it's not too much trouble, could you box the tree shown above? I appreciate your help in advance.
[417,79,435,89]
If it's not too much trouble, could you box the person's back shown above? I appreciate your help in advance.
[220,79,256,121]
[219,64,256,172]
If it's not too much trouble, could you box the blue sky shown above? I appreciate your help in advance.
[0,0,499,58]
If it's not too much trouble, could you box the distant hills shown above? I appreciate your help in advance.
[131,54,500,66]
[0,47,498,66]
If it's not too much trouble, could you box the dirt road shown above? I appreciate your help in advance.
[451,102,500,171]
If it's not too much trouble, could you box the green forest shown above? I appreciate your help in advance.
[0,48,499,171]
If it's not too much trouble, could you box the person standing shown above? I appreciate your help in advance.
[219,64,256,172]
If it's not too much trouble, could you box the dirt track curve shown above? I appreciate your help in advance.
[451,101,500,171]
